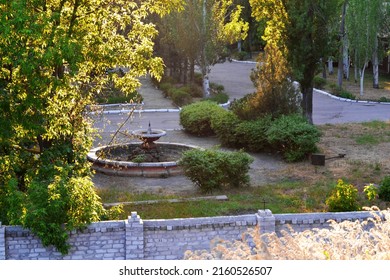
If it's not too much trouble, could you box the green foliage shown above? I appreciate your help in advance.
[313,76,327,89]
[179,101,224,136]
[159,82,175,98]
[210,110,241,147]
[237,45,301,120]
[266,114,321,162]
[235,116,273,152]
[181,83,204,98]
[171,88,193,106]
[326,179,360,212]
[179,148,254,193]
[206,92,229,104]
[379,176,390,201]
[0,0,182,254]
[364,184,379,201]
[235,51,250,61]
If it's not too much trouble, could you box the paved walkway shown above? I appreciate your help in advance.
[91,61,390,193]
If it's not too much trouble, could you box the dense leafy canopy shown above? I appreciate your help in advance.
[251,0,338,123]
[0,0,181,254]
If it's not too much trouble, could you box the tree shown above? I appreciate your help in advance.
[251,0,338,124]
[0,0,181,254]
[158,0,249,96]
[347,0,384,96]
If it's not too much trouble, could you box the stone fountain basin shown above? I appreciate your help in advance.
[87,142,200,177]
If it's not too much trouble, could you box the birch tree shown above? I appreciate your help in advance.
[159,0,248,96]
[347,0,383,96]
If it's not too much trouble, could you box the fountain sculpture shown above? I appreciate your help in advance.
[87,122,199,177]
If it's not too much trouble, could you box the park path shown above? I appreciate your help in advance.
[91,61,390,193]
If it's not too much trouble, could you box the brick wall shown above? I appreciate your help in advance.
[0,210,377,260]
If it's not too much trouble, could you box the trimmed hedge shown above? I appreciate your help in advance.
[180,101,225,136]
[210,109,241,147]
[266,114,321,162]
[179,148,254,193]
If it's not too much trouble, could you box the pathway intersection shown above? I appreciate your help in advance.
[91,61,390,194]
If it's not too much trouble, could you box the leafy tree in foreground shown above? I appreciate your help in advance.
[0,0,181,254]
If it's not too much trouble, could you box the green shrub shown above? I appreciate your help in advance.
[229,93,260,120]
[235,51,249,61]
[266,114,321,162]
[379,97,390,103]
[364,183,379,201]
[235,116,273,152]
[332,87,356,100]
[210,82,225,93]
[181,83,204,98]
[179,148,254,193]
[207,92,229,104]
[326,179,360,212]
[159,82,174,97]
[314,76,326,89]
[171,88,193,107]
[180,101,224,136]
[379,176,390,201]
[210,110,241,147]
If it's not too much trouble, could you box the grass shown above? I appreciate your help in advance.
[97,121,390,220]
[319,67,390,101]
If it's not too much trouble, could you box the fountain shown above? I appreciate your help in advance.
[87,122,199,177]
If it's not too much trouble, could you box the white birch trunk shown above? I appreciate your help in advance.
[203,75,210,97]
[359,62,367,97]
[372,37,379,89]
[328,58,334,75]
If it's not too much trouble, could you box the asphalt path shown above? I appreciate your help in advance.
[91,61,390,143]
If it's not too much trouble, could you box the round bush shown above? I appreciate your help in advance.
[180,101,224,136]
[179,148,254,193]
[266,114,321,162]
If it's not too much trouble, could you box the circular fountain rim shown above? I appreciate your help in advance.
[132,128,167,138]
[87,142,202,168]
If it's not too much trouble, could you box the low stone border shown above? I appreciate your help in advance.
[103,195,229,207]
[87,142,202,177]
[315,88,390,105]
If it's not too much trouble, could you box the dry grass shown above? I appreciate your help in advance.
[185,207,390,260]
[267,121,390,188]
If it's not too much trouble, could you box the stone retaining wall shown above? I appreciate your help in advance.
[0,210,377,260]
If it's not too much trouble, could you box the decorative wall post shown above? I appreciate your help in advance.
[0,222,5,260]
[125,212,144,260]
[256,210,275,234]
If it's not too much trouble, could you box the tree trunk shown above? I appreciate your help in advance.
[183,58,188,84]
[359,62,367,96]
[301,86,314,124]
[338,1,347,87]
[343,43,349,80]
[328,58,334,75]
[203,75,210,97]
[373,37,379,89]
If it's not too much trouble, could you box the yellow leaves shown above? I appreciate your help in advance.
[221,5,249,44]
[250,0,288,49]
